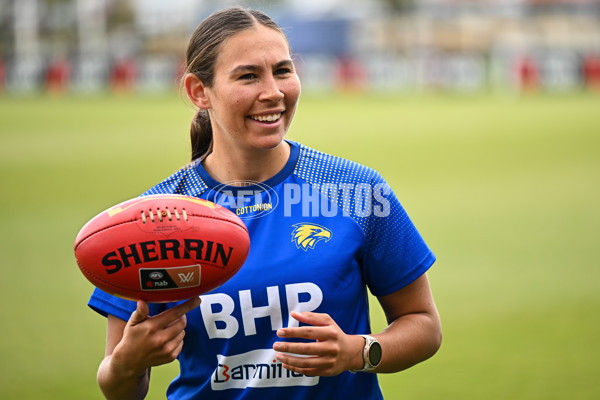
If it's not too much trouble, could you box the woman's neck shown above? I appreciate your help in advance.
[202,141,290,185]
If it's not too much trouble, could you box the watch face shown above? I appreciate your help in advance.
[369,341,382,366]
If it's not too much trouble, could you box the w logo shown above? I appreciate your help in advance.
[170,265,200,288]
[291,223,332,251]
[178,272,195,283]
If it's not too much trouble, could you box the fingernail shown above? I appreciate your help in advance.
[273,343,281,351]
[277,329,286,337]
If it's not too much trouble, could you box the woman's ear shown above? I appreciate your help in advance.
[184,73,211,109]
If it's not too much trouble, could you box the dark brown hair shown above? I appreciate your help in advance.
[184,7,288,161]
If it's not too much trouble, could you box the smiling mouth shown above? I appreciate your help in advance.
[249,112,282,123]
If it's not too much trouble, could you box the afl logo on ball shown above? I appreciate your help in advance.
[149,271,164,280]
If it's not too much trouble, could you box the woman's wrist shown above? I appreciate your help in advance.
[348,334,368,372]
[107,351,148,382]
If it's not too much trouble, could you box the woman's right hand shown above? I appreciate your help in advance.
[98,297,201,400]
[112,297,201,375]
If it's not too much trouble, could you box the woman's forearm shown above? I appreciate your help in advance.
[97,354,150,400]
[373,311,442,373]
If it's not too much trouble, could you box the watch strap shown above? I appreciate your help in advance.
[350,334,381,373]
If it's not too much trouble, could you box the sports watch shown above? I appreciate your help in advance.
[351,334,382,372]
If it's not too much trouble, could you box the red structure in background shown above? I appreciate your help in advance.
[110,59,138,93]
[45,58,71,94]
[517,56,540,92]
[334,56,367,92]
[582,54,600,90]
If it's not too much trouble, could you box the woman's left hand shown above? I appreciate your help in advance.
[273,311,364,376]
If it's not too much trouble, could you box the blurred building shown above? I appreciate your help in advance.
[346,0,600,92]
[0,0,599,94]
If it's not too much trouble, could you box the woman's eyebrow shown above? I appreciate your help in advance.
[230,59,293,75]
[274,60,294,68]
[230,64,259,75]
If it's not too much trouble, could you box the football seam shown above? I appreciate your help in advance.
[75,213,248,250]
[74,219,137,250]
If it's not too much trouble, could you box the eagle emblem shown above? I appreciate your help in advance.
[291,223,332,251]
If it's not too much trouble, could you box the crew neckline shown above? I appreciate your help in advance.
[195,140,300,197]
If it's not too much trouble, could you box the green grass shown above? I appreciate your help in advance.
[0,91,598,399]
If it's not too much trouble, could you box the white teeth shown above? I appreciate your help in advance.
[251,113,281,122]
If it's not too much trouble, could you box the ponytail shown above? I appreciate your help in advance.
[190,109,213,161]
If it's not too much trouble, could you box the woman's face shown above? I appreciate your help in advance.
[203,24,301,153]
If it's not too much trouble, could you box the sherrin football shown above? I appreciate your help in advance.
[74,194,250,303]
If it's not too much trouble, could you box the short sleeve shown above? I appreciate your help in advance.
[361,175,436,297]
[88,287,166,321]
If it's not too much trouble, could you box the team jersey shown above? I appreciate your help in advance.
[89,140,436,400]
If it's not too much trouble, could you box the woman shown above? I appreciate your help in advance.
[90,7,441,400]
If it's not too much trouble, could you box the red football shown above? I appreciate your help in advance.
[74,194,250,302]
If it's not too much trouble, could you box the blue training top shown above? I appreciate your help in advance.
[89,140,436,400]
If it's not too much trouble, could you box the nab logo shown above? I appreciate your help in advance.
[291,223,332,251]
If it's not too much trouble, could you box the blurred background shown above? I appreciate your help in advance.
[1,0,600,95]
[1,1,599,399]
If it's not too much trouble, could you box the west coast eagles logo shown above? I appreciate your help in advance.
[291,223,332,251]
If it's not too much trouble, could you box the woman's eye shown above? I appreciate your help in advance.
[275,68,292,76]
[240,73,257,80]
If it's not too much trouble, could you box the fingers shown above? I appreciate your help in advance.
[274,333,338,357]
[274,312,338,358]
[128,300,150,326]
[274,345,338,377]
[273,311,355,376]
[152,296,202,328]
[138,297,200,348]
[118,297,200,369]
[148,298,200,365]
[276,311,337,341]
[275,353,320,373]
[155,327,187,365]
[289,311,332,326]
[128,296,201,330]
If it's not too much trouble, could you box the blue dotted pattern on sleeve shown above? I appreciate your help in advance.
[141,160,208,197]
[293,143,434,295]
[293,143,379,232]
